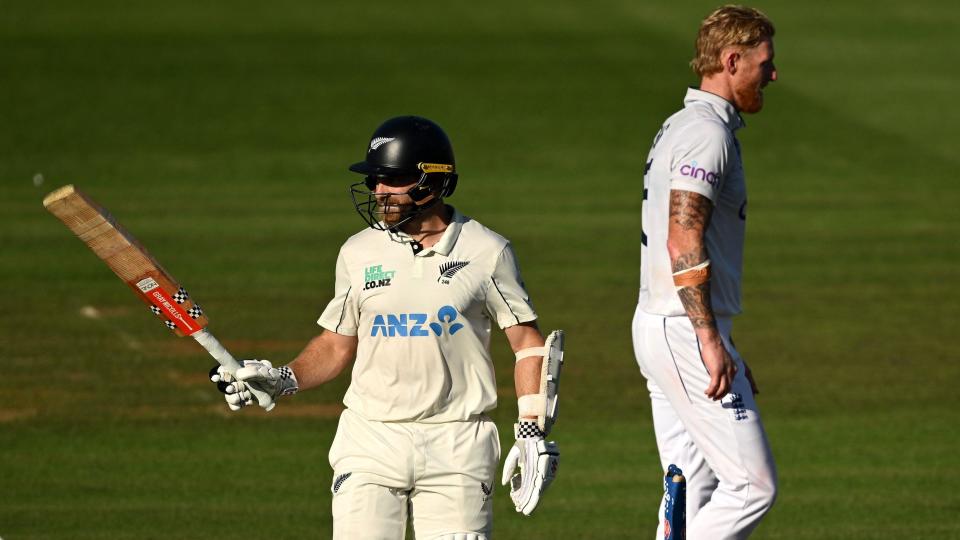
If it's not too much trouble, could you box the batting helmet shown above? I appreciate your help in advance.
[349,116,459,231]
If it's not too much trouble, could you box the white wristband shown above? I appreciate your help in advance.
[514,347,545,363]
[518,394,545,418]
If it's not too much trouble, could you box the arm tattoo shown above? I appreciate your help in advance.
[669,190,711,238]
[669,190,716,330]
[677,282,715,329]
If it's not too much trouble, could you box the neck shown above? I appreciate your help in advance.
[400,203,451,248]
[698,77,737,110]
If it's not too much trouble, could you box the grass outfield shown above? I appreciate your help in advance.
[2,1,959,538]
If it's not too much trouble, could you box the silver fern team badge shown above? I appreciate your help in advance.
[438,261,470,284]
[369,137,395,150]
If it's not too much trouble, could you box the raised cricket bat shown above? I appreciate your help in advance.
[42,184,241,373]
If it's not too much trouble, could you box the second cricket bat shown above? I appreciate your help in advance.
[43,184,241,373]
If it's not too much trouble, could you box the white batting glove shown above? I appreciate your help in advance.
[210,365,249,411]
[501,420,560,515]
[234,359,298,411]
[209,360,298,412]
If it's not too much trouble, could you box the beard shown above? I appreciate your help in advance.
[376,197,417,226]
[734,82,764,114]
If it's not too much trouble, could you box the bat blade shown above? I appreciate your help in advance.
[43,184,240,372]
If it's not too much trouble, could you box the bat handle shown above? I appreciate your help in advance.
[192,328,242,373]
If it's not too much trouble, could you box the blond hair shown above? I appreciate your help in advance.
[691,5,775,77]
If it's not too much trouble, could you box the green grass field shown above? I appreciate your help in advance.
[2,1,959,538]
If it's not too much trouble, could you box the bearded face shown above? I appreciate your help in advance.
[733,77,764,113]
[371,174,430,228]
[731,39,777,114]
[375,192,418,226]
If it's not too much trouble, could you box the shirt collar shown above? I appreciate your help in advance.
[683,87,745,132]
[389,205,464,257]
[427,206,464,256]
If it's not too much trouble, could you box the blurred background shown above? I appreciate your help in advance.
[2,1,958,538]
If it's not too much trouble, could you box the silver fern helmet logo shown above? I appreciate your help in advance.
[370,137,395,151]
[438,260,470,284]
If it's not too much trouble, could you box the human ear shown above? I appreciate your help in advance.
[726,51,740,75]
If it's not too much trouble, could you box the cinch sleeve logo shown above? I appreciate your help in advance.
[679,161,720,187]
[371,305,464,337]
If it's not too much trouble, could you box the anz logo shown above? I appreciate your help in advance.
[371,305,465,337]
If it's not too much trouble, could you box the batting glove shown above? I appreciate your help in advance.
[209,364,253,411]
[501,420,560,515]
[209,360,298,412]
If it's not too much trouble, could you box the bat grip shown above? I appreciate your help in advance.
[192,328,242,373]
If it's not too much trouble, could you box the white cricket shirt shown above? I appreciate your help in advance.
[638,88,748,317]
[318,206,537,423]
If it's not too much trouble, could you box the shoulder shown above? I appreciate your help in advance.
[457,212,511,253]
[338,227,384,256]
[671,106,732,145]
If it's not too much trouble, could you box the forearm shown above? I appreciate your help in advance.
[670,242,724,349]
[506,322,545,418]
[515,357,543,399]
[287,331,356,391]
[674,263,723,347]
[668,189,722,344]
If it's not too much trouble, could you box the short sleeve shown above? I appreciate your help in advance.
[317,248,359,336]
[484,243,538,329]
[669,123,735,203]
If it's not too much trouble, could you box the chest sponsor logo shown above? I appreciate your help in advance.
[370,305,464,337]
[438,260,470,284]
[364,264,396,290]
[679,161,720,187]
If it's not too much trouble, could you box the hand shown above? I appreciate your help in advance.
[700,338,736,400]
[209,360,298,411]
[234,360,299,411]
[501,421,560,516]
[209,365,252,411]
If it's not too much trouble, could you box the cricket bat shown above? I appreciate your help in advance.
[42,184,241,373]
[664,464,686,540]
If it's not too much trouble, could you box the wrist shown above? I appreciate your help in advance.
[277,365,299,396]
[515,419,545,439]
[691,323,721,343]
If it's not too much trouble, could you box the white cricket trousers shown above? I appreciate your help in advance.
[328,408,500,540]
[632,307,777,540]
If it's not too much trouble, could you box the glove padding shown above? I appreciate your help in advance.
[501,421,560,515]
[209,360,297,412]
